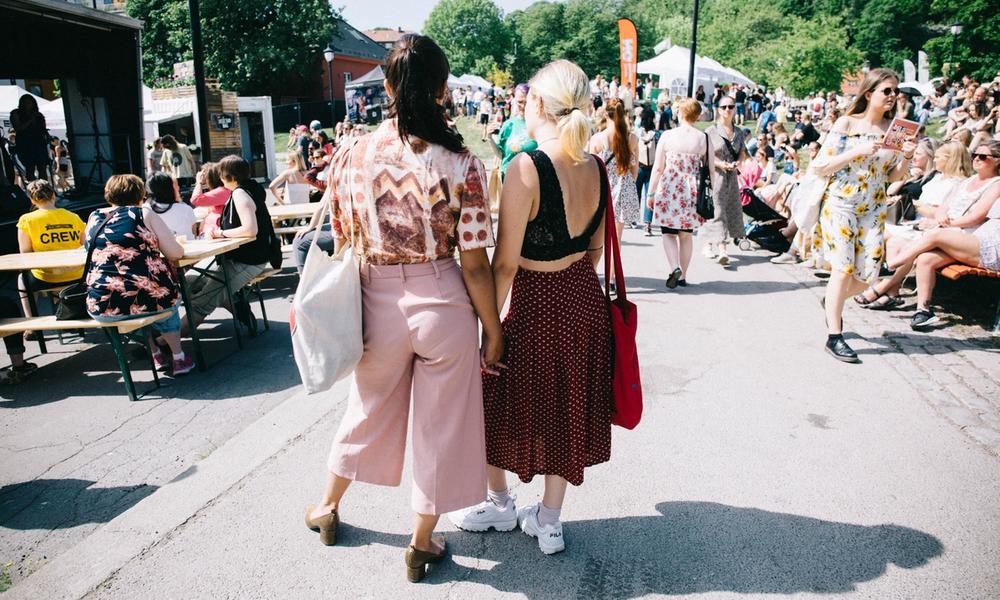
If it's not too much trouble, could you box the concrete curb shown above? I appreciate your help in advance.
[7,381,348,600]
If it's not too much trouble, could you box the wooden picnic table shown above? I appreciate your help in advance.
[267,203,317,222]
[0,237,253,364]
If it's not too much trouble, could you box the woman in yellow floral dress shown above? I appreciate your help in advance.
[809,68,916,362]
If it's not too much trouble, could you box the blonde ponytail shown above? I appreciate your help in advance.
[529,60,592,163]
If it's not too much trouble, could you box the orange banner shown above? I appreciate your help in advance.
[618,18,638,95]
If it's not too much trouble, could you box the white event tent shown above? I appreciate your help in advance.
[637,45,756,98]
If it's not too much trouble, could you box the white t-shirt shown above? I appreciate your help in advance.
[479,99,493,116]
[151,202,197,237]
[919,174,961,207]
[473,90,485,104]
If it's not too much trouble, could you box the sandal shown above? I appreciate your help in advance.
[852,288,879,306]
[867,295,904,311]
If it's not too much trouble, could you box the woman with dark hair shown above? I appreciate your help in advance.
[183,155,275,333]
[637,107,658,234]
[588,98,639,245]
[146,172,197,237]
[703,95,749,265]
[10,94,49,181]
[809,68,916,362]
[305,34,503,582]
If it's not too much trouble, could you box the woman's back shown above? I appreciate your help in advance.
[661,125,707,156]
[518,149,605,273]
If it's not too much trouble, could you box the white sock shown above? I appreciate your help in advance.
[536,503,561,527]
[487,488,510,507]
[172,351,185,361]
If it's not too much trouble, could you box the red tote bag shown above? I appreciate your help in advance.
[597,159,643,429]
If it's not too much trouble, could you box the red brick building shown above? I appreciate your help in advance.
[319,20,387,103]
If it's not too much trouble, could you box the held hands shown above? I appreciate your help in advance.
[480,331,507,377]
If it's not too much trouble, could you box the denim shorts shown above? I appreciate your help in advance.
[92,306,182,334]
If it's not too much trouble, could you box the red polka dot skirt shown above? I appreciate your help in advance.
[483,257,614,486]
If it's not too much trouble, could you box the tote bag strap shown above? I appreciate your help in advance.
[82,211,114,276]
[597,157,627,302]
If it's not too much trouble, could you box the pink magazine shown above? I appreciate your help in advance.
[881,117,920,151]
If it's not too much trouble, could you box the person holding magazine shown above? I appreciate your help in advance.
[449,60,614,556]
[808,68,916,362]
[304,34,504,583]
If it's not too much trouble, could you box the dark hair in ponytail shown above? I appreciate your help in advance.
[385,34,465,153]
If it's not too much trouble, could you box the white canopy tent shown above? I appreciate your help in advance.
[457,74,492,91]
[39,97,67,140]
[637,45,756,98]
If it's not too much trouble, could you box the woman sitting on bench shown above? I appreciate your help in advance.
[889,141,1000,330]
[84,175,195,375]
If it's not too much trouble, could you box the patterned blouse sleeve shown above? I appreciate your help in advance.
[325,142,355,238]
[456,154,495,251]
[810,131,848,171]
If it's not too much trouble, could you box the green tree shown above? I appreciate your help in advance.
[128,0,337,96]
[423,0,510,76]
[853,0,931,72]
[773,18,864,96]
[505,1,565,82]
[551,0,620,79]
[923,0,1000,81]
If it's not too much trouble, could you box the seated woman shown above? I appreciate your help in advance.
[84,174,194,375]
[147,172,197,238]
[886,142,1000,329]
[267,152,308,204]
[190,162,229,238]
[16,180,86,324]
[857,141,992,310]
[183,155,274,334]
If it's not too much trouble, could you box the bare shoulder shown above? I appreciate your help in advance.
[833,115,857,133]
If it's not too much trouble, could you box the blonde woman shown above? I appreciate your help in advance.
[267,152,308,203]
[647,99,714,288]
[857,141,973,309]
[809,68,916,362]
[450,60,613,556]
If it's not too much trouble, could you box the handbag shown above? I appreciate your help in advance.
[289,176,363,393]
[789,172,828,231]
[598,158,643,430]
[696,131,715,219]
[56,213,112,320]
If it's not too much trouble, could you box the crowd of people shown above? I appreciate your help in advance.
[291,32,1000,585]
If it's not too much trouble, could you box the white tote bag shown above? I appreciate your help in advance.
[790,171,829,232]
[290,192,363,393]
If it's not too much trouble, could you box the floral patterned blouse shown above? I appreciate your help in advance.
[326,119,495,265]
[84,206,179,318]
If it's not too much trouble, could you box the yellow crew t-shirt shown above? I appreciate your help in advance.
[16,208,86,283]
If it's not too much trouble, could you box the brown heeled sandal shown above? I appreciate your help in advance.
[404,540,447,583]
[304,505,339,546]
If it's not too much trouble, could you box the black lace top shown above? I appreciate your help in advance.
[521,151,608,262]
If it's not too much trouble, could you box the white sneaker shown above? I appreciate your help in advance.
[517,504,565,555]
[770,252,798,265]
[448,497,518,532]
[716,253,730,266]
[702,244,718,259]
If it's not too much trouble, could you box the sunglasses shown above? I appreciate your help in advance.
[878,86,899,96]
[718,104,735,109]
[972,153,997,161]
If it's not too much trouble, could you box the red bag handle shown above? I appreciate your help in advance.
[596,157,626,302]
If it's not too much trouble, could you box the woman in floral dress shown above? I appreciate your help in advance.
[809,68,916,362]
[648,98,714,288]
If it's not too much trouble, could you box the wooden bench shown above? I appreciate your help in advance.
[938,264,1000,332]
[0,312,172,401]
[237,268,284,336]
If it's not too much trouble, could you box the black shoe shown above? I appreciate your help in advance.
[677,279,687,287]
[825,335,859,363]
[910,309,940,330]
[665,268,683,289]
[235,299,258,335]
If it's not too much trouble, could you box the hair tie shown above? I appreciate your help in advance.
[557,107,579,117]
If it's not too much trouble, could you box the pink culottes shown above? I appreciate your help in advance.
[327,258,487,514]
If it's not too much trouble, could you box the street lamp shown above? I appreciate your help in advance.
[687,0,701,98]
[323,46,336,128]
[949,23,962,75]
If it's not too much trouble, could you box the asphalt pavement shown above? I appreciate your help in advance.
[4,229,1000,599]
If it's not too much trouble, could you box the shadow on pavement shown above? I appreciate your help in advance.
[626,276,820,296]
[329,501,943,597]
[0,479,158,530]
